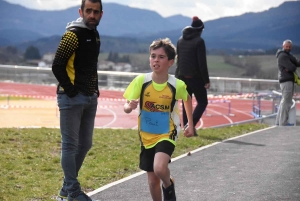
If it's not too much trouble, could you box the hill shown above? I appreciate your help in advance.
[0,0,190,45]
[151,1,300,50]
[0,0,299,52]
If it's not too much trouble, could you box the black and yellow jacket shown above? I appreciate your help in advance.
[52,17,100,97]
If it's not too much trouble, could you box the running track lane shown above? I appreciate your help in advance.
[1,82,288,128]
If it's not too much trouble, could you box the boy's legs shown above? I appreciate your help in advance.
[147,172,162,201]
[154,141,176,201]
[153,152,172,188]
[140,141,175,201]
[154,152,176,200]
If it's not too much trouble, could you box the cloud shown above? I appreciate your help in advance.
[4,0,294,20]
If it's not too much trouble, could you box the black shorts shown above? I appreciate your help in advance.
[139,140,175,172]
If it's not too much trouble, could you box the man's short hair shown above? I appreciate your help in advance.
[149,38,176,60]
[283,39,292,46]
[81,0,103,11]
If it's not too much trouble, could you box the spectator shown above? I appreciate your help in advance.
[52,0,103,200]
[275,39,300,126]
[175,16,210,135]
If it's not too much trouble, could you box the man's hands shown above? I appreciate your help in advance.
[204,83,210,89]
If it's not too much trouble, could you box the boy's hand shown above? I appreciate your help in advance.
[128,100,139,110]
[183,125,194,137]
[124,99,139,113]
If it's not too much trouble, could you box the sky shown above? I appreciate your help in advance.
[4,0,297,21]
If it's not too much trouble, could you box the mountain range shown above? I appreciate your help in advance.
[0,0,299,53]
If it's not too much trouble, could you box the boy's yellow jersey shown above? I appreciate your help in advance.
[123,73,188,149]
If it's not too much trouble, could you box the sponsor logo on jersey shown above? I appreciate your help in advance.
[144,101,170,112]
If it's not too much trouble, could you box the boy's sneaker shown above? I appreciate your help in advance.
[68,191,97,201]
[162,177,176,201]
[57,188,68,201]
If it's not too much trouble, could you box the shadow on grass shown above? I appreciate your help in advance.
[198,135,223,141]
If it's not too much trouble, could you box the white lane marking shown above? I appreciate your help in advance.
[207,108,233,124]
[102,108,117,128]
[196,118,203,129]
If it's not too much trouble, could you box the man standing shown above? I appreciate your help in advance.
[275,39,300,126]
[175,16,210,135]
[52,0,103,200]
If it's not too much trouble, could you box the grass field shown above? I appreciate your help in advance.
[0,124,269,201]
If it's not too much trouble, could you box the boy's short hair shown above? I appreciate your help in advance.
[149,38,176,60]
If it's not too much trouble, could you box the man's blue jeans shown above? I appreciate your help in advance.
[57,93,98,197]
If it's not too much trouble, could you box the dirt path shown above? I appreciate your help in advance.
[0,100,59,128]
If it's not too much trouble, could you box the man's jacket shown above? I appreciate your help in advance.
[52,18,100,97]
[276,49,300,83]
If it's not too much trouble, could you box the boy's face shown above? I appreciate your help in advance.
[149,47,174,74]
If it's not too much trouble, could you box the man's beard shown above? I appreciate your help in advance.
[83,18,99,29]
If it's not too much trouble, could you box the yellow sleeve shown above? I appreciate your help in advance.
[123,74,145,100]
[175,79,189,101]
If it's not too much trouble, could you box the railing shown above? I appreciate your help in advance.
[1,64,290,94]
[1,64,298,127]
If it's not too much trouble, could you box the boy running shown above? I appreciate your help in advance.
[123,38,194,201]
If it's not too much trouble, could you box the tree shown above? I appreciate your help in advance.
[6,46,18,55]
[24,46,41,60]
[106,51,130,63]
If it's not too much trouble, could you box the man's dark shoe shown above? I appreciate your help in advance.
[193,128,198,136]
[57,188,68,201]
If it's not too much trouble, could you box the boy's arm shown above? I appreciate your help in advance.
[124,100,139,114]
[183,94,194,137]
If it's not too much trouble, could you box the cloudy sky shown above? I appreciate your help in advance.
[4,0,296,21]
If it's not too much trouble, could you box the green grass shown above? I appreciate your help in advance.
[206,55,244,77]
[0,124,269,200]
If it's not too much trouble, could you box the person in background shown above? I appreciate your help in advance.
[52,0,103,200]
[275,39,300,126]
[175,16,210,136]
[123,38,194,201]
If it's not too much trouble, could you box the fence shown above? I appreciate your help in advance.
[1,64,295,95]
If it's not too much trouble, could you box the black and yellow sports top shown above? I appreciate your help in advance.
[123,73,189,149]
[52,22,100,97]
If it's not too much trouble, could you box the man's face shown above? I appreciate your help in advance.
[79,0,103,29]
[283,42,292,53]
